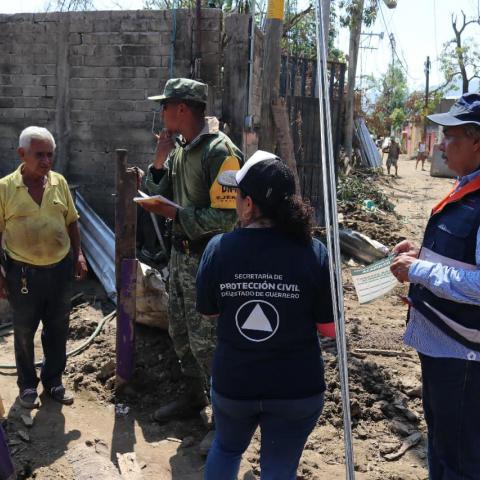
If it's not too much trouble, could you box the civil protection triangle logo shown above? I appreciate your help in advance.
[235,300,279,342]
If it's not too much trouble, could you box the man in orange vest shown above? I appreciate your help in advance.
[391,93,480,479]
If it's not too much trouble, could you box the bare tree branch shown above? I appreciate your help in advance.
[283,5,313,36]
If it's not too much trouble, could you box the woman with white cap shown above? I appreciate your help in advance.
[196,151,335,479]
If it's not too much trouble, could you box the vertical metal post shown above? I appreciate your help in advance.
[315,0,355,478]
[116,258,138,385]
[115,149,137,389]
[423,56,431,149]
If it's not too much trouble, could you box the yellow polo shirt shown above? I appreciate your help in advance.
[0,164,79,266]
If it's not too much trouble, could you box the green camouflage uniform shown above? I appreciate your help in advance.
[146,79,243,380]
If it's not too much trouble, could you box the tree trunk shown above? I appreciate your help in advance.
[343,0,364,162]
[259,10,283,152]
[271,99,301,193]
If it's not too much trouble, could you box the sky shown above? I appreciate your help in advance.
[1,0,479,92]
[340,0,480,92]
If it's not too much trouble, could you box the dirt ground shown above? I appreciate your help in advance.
[0,155,455,479]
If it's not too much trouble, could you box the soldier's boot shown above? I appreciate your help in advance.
[152,376,209,423]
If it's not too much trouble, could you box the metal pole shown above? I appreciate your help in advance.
[315,0,355,478]
[115,149,137,389]
[423,56,431,147]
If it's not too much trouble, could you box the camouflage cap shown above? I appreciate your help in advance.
[148,78,208,104]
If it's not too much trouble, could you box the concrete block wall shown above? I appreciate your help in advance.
[0,9,223,225]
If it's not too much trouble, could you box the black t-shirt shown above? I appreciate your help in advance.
[196,227,333,400]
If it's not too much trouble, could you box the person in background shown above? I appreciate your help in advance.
[386,137,400,176]
[0,126,87,408]
[416,140,427,171]
[138,78,243,426]
[196,151,335,479]
[391,92,480,479]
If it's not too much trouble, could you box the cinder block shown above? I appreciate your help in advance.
[69,21,93,33]
[134,100,153,112]
[11,97,40,108]
[116,111,149,123]
[83,55,123,67]
[69,55,84,67]
[118,66,148,78]
[118,89,148,100]
[106,78,135,89]
[94,45,122,57]
[71,110,95,122]
[0,86,22,96]
[32,64,57,75]
[45,86,56,98]
[38,97,55,108]
[70,88,94,100]
[0,98,14,108]
[69,33,82,45]
[134,55,164,67]
[120,18,149,32]
[105,100,135,112]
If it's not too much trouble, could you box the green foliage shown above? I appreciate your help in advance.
[339,0,379,28]
[281,0,346,61]
[337,173,395,212]
[403,90,443,123]
[143,0,250,11]
[364,65,407,136]
[439,38,480,92]
[389,107,405,129]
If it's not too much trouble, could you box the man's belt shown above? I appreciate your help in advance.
[171,235,211,255]
[6,255,65,270]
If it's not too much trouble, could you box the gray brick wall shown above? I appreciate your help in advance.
[0,9,224,224]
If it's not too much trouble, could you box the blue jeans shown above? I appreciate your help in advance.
[205,389,324,480]
[419,353,480,480]
[6,255,72,392]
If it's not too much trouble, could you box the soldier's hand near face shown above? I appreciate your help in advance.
[154,129,175,169]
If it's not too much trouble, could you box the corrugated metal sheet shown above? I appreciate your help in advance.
[76,192,116,304]
[355,118,382,168]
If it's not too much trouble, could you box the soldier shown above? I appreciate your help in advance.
[138,78,243,423]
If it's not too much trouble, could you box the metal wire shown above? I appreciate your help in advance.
[314,0,355,478]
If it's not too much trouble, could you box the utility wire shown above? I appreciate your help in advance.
[378,3,416,81]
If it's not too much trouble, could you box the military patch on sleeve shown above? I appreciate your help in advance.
[210,155,240,209]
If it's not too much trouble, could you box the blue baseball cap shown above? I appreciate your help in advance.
[428,93,480,128]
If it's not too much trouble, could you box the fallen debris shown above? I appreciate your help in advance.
[116,452,142,480]
[17,431,29,443]
[20,415,33,428]
[383,432,422,461]
[354,348,412,358]
[114,404,130,417]
[67,445,122,480]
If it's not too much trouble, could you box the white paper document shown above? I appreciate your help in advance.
[351,255,398,304]
[133,190,182,210]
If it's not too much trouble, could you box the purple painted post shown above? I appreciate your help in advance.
[0,424,15,480]
[116,257,138,386]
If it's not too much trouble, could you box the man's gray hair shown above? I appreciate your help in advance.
[463,124,480,142]
[19,126,56,150]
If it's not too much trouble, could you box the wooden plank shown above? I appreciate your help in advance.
[223,14,250,150]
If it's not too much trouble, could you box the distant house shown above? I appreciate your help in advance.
[402,98,455,158]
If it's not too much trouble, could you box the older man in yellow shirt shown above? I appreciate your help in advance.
[0,126,87,408]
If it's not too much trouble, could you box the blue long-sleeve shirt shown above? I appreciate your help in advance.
[404,169,480,361]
